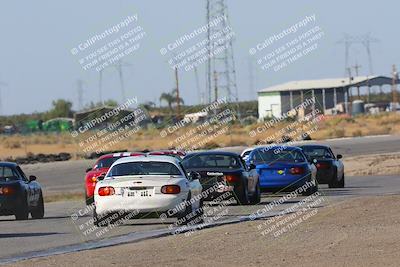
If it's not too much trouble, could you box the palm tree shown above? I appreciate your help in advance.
[160,92,174,110]
[160,89,184,111]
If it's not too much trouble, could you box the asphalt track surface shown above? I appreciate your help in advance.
[0,135,399,264]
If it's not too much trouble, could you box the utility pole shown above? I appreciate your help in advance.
[175,67,181,119]
[213,71,218,102]
[193,65,202,104]
[392,64,399,110]
[346,67,352,114]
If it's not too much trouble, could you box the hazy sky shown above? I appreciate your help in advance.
[0,0,398,115]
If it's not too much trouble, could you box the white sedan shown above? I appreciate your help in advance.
[93,155,203,226]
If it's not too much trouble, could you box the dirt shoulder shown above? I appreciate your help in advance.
[344,152,400,176]
[9,194,400,267]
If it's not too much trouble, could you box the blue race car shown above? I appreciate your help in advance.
[246,146,318,196]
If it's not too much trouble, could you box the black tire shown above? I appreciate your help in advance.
[328,170,338,188]
[338,174,345,188]
[249,181,261,205]
[85,195,94,206]
[234,182,249,205]
[31,192,45,219]
[15,195,29,220]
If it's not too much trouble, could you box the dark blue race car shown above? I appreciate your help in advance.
[246,146,318,196]
[0,162,44,220]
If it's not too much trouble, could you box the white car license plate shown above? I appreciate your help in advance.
[126,190,152,197]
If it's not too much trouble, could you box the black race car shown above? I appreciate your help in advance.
[0,162,44,220]
[182,151,261,205]
[299,145,345,188]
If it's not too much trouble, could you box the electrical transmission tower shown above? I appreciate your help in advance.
[206,0,238,103]
[114,59,132,103]
[337,33,379,76]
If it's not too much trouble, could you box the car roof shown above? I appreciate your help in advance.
[148,150,186,155]
[112,155,181,165]
[0,162,18,167]
[98,152,145,159]
[185,151,239,157]
[252,145,302,152]
[298,144,330,149]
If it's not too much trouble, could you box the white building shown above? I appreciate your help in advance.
[257,76,396,120]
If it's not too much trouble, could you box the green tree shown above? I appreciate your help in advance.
[46,99,73,119]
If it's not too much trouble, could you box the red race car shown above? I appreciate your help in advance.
[84,152,144,205]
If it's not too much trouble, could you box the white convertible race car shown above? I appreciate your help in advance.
[93,155,203,226]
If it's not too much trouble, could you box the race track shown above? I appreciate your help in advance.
[0,135,399,264]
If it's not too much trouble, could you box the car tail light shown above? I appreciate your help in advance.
[0,186,15,196]
[98,186,115,196]
[161,185,180,194]
[290,167,305,175]
[224,174,239,183]
[90,176,98,182]
[316,162,330,169]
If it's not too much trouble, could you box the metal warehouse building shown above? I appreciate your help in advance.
[257,76,397,119]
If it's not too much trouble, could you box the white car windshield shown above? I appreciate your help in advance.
[107,161,182,177]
